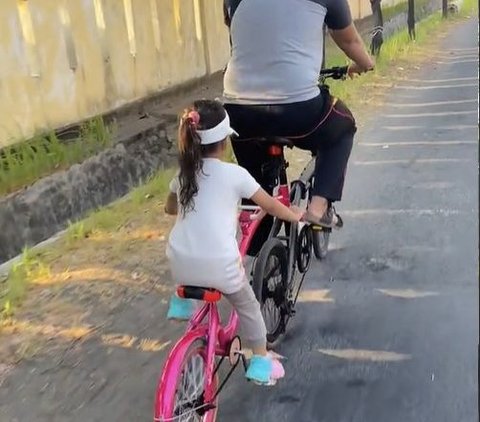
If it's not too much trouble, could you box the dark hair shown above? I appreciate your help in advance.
[178,99,227,214]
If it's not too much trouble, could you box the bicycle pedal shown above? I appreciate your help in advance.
[311,224,331,232]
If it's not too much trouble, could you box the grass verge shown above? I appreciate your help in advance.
[458,0,478,16]
[67,169,176,237]
[0,116,113,196]
[0,248,50,318]
[1,167,175,318]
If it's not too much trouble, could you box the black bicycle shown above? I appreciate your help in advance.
[247,66,350,346]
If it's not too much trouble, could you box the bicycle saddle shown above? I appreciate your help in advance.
[177,286,222,302]
[237,136,294,148]
[261,136,294,148]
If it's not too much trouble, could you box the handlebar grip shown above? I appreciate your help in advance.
[319,65,349,79]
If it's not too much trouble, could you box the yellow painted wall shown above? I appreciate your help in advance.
[0,0,402,148]
[0,0,219,147]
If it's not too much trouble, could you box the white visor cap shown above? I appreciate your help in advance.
[196,112,239,145]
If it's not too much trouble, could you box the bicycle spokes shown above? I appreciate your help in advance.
[296,225,313,274]
[174,353,206,421]
[261,254,285,334]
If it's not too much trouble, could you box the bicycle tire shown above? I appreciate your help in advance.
[307,173,331,261]
[252,238,289,347]
[154,338,218,422]
[312,226,330,260]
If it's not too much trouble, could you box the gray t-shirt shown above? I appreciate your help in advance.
[223,0,352,105]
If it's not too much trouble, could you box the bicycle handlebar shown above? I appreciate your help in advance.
[319,65,349,80]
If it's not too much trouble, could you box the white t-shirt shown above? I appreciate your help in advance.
[166,158,260,294]
[223,0,352,105]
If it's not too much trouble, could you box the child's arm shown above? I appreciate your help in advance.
[250,188,303,223]
[165,192,178,215]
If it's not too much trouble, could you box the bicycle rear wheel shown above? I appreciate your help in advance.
[154,338,218,422]
[252,238,289,347]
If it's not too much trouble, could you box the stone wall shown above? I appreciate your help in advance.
[0,125,175,264]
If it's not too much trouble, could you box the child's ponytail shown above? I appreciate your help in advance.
[176,100,229,214]
[178,109,203,213]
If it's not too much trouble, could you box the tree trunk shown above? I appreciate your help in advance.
[370,0,384,56]
[407,0,416,40]
[442,0,449,17]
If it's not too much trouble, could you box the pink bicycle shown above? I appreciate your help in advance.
[153,201,272,421]
[153,67,349,422]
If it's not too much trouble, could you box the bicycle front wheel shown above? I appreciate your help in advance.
[154,338,218,422]
[312,226,331,260]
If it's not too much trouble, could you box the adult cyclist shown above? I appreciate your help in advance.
[223,0,375,246]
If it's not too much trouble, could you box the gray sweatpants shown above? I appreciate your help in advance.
[224,283,267,349]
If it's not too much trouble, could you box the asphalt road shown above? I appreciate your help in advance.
[218,18,479,422]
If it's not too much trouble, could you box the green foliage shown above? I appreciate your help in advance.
[0,117,113,196]
[325,11,445,102]
[1,248,50,318]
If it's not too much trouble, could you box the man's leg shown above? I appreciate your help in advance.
[294,98,356,225]
[310,128,355,215]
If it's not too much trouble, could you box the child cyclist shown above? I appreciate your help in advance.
[165,99,303,385]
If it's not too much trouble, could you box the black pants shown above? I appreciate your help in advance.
[225,90,356,202]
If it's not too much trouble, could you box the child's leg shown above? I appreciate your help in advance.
[223,283,268,356]
[224,283,285,384]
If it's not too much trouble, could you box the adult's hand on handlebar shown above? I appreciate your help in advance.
[347,62,375,79]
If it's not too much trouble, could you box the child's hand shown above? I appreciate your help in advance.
[250,209,266,221]
[290,205,305,222]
